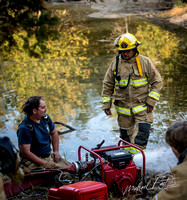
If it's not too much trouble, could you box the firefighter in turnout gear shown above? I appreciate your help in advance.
[102,33,163,153]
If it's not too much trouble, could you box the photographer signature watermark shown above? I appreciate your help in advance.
[122,172,179,195]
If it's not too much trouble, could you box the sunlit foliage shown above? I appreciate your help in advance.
[0,0,60,58]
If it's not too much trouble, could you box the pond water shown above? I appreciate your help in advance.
[0,2,186,173]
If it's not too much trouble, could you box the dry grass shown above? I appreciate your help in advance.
[158,5,187,18]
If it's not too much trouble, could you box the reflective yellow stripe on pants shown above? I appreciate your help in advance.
[132,104,147,114]
[115,104,147,116]
[125,146,146,154]
[102,96,111,103]
[115,106,131,116]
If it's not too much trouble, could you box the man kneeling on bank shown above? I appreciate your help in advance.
[17,96,69,170]
[153,121,187,200]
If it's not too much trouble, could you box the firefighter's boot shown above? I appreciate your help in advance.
[134,123,151,150]
[120,128,130,142]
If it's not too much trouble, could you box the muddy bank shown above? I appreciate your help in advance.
[50,1,187,29]
[155,5,187,28]
[137,6,187,29]
[88,1,187,29]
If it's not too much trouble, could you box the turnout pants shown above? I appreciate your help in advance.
[21,153,70,170]
[118,110,153,149]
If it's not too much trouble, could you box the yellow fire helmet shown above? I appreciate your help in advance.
[114,33,142,51]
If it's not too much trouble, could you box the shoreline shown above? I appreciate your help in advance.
[46,1,187,29]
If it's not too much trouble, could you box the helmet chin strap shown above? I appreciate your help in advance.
[135,48,139,56]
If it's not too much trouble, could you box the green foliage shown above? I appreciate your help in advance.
[0,0,60,58]
[174,0,186,7]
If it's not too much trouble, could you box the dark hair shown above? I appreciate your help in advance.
[165,121,187,153]
[22,96,43,116]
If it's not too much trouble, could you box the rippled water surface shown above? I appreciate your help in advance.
[0,3,186,172]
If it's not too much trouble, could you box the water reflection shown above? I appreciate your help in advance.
[0,3,186,172]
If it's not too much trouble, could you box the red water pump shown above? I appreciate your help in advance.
[48,139,146,199]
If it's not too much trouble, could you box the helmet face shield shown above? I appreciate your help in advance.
[114,33,142,51]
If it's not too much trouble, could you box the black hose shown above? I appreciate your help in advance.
[54,121,76,131]
[31,168,74,185]
[15,169,67,196]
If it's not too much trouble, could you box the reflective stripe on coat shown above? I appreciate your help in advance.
[102,54,163,115]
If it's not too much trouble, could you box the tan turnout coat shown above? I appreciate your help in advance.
[153,155,187,200]
[102,54,163,118]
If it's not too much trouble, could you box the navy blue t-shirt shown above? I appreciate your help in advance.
[17,114,55,157]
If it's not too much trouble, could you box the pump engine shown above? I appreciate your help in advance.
[48,139,146,199]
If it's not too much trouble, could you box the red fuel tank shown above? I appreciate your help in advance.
[48,181,109,200]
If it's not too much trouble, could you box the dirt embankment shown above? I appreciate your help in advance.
[48,1,187,29]
[86,1,187,29]
[145,5,187,29]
